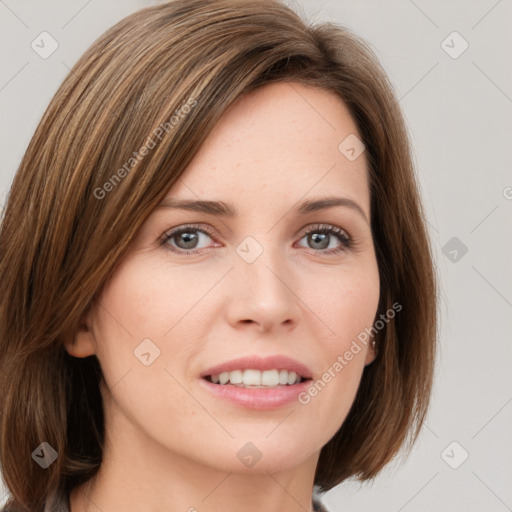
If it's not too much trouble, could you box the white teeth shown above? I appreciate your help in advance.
[244,369,261,386]
[208,369,303,387]
[287,371,298,385]
[229,369,243,384]
[261,369,279,386]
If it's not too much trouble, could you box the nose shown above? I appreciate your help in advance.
[224,239,302,333]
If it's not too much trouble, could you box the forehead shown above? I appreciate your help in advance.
[168,82,370,217]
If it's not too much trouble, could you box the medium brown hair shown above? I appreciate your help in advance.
[0,0,437,509]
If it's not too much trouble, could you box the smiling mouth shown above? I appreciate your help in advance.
[203,368,312,388]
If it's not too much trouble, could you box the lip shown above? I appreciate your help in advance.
[198,377,312,410]
[198,354,313,411]
[199,354,313,379]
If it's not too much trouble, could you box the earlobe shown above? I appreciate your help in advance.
[364,339,377,366]
[63,321,96,358]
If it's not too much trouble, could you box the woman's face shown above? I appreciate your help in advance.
[72,82,380,475]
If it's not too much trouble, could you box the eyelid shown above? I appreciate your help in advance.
[295,223,354,253]
[159,223,218,248]
[296,222,350,240]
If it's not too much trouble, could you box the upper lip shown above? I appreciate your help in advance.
[200,355,313,379]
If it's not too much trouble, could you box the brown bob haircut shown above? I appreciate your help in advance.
[0,0,437,509]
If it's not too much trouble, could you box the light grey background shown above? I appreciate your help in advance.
[1,1,511,510]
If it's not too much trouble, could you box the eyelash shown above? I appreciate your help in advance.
[159,223,354,256]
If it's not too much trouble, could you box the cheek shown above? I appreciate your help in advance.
[93,256,215,348]
[311,260,380,344]
[90,259,207,430]
[89,260,169,383]
[297,263,379,434]
[90,255,225,405]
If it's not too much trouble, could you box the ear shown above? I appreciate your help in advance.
[63,312,96,358]
[364,338,377,366]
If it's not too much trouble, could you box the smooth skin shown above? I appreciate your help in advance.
[65,82,380,512]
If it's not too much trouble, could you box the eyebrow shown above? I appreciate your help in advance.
[156,196,368,223]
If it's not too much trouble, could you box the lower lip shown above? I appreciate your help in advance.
[199,377,312,410]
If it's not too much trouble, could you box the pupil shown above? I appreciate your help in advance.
[178,232,198,249]
[310,232,328,249]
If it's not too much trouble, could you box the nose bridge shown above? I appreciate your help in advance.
[228,232,300,327]
[236,233,287,292]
